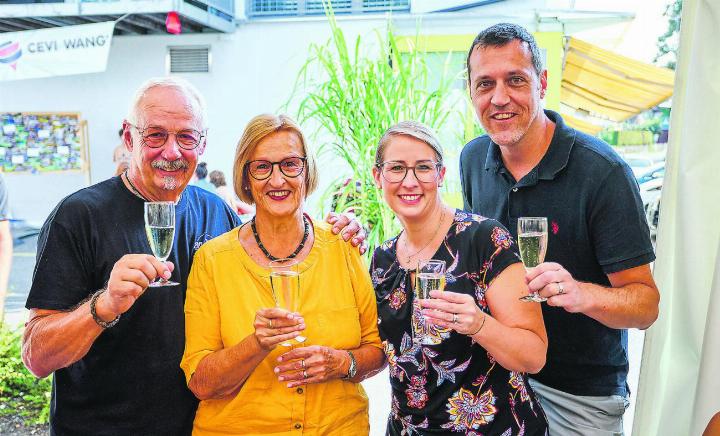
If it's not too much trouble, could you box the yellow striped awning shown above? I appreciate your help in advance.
[561,37,675,130]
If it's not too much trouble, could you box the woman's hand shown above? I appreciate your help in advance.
[274,345,349,388]
[253,308,305,351]
[420,290,486,336]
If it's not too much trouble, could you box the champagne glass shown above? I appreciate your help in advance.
[144,201,179,287]
[517,217,548,302]
[269,258,306,346]
[413,259,446,344]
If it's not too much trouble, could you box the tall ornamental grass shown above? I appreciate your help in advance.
[292,6,463,254]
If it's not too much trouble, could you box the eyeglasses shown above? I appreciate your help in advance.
[246,157,307,180]
[377,160,441,183]
[129,124,205,150]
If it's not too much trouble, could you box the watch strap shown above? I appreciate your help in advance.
[344,350,357,379]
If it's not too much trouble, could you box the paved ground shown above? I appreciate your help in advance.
[2,230,644,436]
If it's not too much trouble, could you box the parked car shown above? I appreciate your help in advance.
[636,164,665,240]
[636,163,665,185]
[623,154,665,177]
[639,176,663,208]
[646,195,661,239]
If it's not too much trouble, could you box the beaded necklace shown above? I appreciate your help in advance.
[251,215,310,261]
[123,170,147,200]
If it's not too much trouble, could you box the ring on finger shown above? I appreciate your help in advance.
[557,282,565,295]
[452,313,459,323]
[300,359,305,370]
[268,319,273,329]
[302,370,308,379]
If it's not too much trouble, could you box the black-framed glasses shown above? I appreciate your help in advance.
[129,123,205,150]
[377,160,441,183]
[246,157,307,180]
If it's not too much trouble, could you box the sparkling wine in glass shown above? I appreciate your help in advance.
[269,258,305,346]
[517,217,548,302]
[144,201,179,287]
[413,259,446,344]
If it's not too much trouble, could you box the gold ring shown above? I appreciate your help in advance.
[557,282,565,295]
[268,319,273,329]
[302,370,308,379]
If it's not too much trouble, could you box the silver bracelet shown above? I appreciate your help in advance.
[90,289,120,329]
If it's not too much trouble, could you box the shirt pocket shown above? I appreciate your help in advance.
[317,306,362,350]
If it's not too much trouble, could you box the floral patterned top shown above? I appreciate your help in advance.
[370,210,548,435]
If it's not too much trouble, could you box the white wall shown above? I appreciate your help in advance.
[0,0,553,224]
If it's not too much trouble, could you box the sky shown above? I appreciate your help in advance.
[572,0,673,63]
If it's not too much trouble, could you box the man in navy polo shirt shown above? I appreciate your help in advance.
[460,23,659,434]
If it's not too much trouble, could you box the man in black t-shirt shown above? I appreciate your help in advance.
[459,24,660,434]
[22,77,238,435]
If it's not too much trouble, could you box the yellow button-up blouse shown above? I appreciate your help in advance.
[181,222,382,435]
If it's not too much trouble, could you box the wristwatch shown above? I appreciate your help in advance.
[344,350,357,379]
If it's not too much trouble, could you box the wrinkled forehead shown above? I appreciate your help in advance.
[136,87,204,130]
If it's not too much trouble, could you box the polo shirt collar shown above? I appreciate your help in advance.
[483,109,575,181]
[537,110,575,180]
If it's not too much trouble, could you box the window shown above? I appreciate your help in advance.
[246,0,409,18]
[167,46,211,74]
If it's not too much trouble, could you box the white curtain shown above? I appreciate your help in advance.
[633,0,720,434]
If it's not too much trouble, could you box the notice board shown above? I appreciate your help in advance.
[0,112,88,173]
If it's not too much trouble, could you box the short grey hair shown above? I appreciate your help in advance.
[376,121,444,166]
[127,76,207,129]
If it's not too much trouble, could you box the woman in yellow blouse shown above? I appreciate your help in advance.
[181,114,385,435]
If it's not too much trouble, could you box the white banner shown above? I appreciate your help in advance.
[0,21,115,82]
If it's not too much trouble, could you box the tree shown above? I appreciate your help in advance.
[654,0,682,70]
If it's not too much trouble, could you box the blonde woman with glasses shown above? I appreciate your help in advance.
[370,121,549,435]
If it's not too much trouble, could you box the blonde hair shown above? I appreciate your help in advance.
[127,76,207,129]
[376,121,444,166]
[233,114,318,205]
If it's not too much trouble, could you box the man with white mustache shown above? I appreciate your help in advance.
[21,77,365,435]
[459,23,659,435]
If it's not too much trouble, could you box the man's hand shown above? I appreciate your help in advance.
[526,262,587,313]
[97,254,174,320]
[325,212,367,254]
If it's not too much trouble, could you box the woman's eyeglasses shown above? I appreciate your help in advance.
[377,160,441,183]
[246,157,307,180]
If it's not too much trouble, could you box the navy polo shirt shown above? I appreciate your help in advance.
[459,110,655,397]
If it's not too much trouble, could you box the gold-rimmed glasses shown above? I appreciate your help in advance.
[128,124,205,150]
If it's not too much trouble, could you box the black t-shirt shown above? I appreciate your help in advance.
[459,110,655,397]
[371,211,547,435]
[26,176,240,436]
